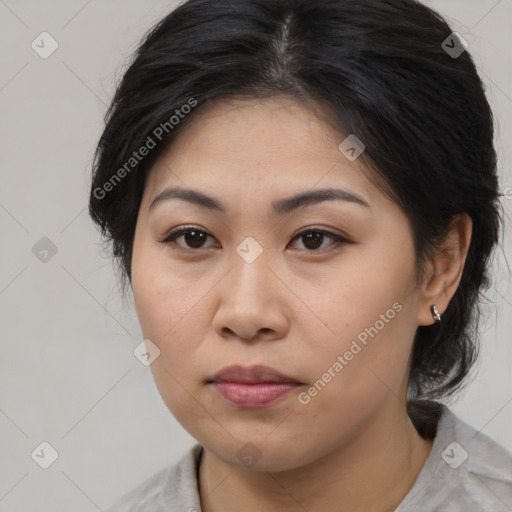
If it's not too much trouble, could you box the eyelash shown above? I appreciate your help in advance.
[160,225,352,253]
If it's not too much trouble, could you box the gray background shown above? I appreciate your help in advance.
[0,0,511,510]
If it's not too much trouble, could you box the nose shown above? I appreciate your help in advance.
[212,246,290,343]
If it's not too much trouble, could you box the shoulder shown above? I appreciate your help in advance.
[444,406,512,510]
[105,444,204,512]
[398,403,512,512]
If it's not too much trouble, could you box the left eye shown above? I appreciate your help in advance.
[289,229,348,251]
[161,227,349,252]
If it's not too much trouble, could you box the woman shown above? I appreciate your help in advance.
[89,0,512,510]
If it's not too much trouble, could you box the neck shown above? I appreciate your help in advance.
[198,402,434,512]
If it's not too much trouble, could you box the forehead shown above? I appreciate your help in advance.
[143,97,381,209]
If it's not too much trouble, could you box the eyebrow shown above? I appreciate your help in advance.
[149,186,371,215]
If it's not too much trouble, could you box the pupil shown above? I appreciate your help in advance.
[185,230,206,248]
[305,232,322,249]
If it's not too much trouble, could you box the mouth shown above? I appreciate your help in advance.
[206,364,303,408]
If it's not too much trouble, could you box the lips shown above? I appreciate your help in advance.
[208,364,302,384]
[207,364,303,408]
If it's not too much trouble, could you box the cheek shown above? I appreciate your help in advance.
[303,252,417,400]
[132,270,204,359]
[312,253,412,348]
[131,241,198,342]
[131,254,210,432]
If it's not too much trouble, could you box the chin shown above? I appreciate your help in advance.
[199,434,322,473]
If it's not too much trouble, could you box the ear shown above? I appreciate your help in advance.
[417,213,473,326]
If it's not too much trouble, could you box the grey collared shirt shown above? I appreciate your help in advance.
[106,404,512,511]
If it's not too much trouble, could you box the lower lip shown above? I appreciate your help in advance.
[210,382,301,408]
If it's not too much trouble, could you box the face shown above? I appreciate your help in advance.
[131,97,424,471]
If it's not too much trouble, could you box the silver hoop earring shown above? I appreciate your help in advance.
[430,304,441,322]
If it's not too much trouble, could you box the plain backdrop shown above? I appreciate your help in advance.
[0,0,511,510]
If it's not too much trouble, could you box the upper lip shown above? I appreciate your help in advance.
[208,364,302,384]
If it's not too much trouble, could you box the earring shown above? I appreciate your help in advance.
[430,304,441,322]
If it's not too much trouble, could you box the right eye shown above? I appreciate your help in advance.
[161,226,218,250]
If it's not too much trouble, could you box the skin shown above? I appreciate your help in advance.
[130,96,472,512]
